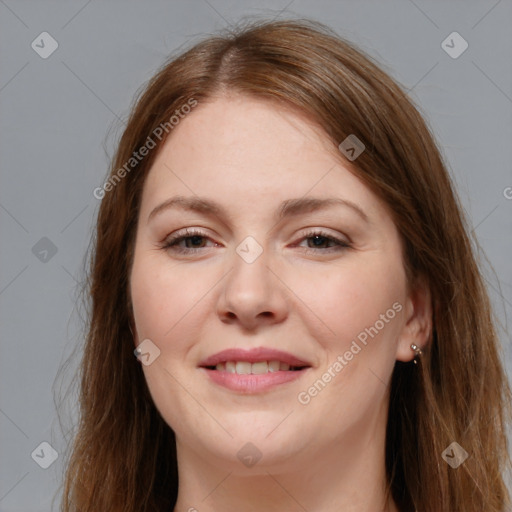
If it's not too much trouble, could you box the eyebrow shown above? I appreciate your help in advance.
[147,195,369,224]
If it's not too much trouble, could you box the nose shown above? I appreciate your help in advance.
[216,246,289,331]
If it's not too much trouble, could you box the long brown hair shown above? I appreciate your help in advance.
[58,18,512,511]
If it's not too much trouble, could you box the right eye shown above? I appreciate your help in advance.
[160,228,218,254]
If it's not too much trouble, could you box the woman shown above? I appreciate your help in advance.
[60,18,511,511]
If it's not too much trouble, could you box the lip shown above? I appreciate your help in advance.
[200,367,310,393]
[198,347,311,367]
[198,347,312,394]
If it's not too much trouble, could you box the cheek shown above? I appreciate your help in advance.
[130,253,201,349]
[130,254,211,428]
[290,257,406,351]
[293,265,405,428]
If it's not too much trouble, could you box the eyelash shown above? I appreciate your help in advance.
[160,228,351,255]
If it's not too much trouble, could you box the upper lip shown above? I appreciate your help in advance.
[199,347,312,368]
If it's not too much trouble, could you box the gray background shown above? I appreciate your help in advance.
[1,1,511,510]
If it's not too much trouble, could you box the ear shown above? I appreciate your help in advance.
[395,276,432,362]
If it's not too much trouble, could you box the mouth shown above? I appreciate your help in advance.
[198,347,312,393]
[202,360,309,374]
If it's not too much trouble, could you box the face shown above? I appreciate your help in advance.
[129,94,426,473]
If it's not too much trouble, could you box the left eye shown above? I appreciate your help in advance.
[160,229,350,254]
[296,232,350,251]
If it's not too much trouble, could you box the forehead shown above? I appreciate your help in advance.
[164,94,337,170]
[139,94,383,222]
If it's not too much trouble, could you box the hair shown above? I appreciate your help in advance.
[58,18,512,512]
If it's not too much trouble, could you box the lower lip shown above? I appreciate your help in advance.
[200,368,310,393]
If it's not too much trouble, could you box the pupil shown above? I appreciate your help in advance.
[311,235,326,247]
[188,236,203,247]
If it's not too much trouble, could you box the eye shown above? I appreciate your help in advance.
[160,228,216,254]
[159,228,351,255]
[295,229,351,254]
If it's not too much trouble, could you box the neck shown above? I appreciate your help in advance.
[172,398,398,512]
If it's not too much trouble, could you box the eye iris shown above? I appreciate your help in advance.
[309,235,328,248]
[186,235,205,248]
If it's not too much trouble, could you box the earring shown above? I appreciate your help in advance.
[410,343,423,365]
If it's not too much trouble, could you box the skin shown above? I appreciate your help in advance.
[129,93,431,512]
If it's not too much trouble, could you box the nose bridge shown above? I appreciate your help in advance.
[218,234,288,327]
[227,234,273,304]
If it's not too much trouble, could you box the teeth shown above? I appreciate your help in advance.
[235,361,252,375]
[214,360,302,374]
[268,360,280,372]
[251,361,268,374]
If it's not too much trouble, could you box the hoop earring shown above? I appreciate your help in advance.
[410,343,423,365]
